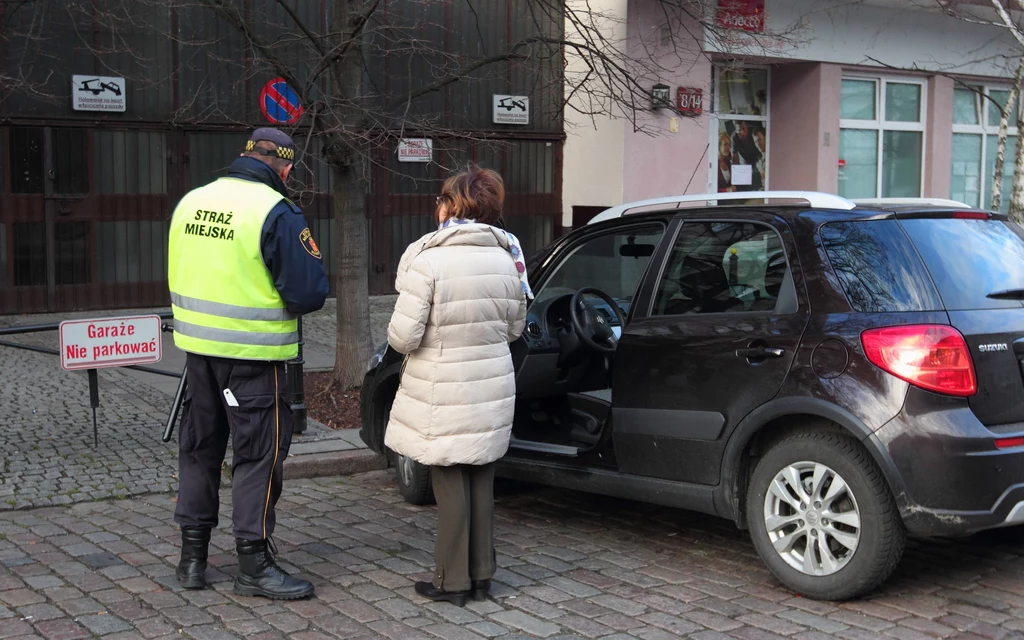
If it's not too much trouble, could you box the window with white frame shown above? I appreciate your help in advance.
[714,67,769,194]
[951,85,1016,211]
[838,77,926,199]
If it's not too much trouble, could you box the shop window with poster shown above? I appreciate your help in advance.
[714,67,769,193]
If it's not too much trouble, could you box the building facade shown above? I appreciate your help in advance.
[561,0,1019,223]
[0,0,564,313]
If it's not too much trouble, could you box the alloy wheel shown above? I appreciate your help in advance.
[763,461,862,576]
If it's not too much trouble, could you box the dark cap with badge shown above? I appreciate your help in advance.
[244,127,297,162]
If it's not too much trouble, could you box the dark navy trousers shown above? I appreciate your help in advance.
[173,353,292,541]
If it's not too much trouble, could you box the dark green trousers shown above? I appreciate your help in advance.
[430,463,497,592]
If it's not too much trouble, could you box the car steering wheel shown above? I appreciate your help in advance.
[570,288,627,354]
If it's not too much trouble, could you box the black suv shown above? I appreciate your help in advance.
[359,192,1024,601]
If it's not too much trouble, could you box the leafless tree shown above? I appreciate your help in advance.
[1,0,810,390]
[929,0,1024,219]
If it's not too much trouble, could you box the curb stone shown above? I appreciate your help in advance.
[284,449,388,480]
[222,449,387,483]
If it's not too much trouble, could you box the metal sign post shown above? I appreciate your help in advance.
[88,369,99,447]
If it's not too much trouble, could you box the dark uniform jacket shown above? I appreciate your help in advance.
[227,156,330,315]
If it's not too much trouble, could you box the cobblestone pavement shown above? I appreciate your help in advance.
[302,297,397,355]
[0,339,179,510]
[0,303,372,511]
[2,470,1024,640]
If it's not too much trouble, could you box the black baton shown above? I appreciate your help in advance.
[163,367,188,443]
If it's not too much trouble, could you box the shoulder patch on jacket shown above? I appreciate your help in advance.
[299,227,322,259]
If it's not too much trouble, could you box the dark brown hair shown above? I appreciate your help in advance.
[438,166,505,225]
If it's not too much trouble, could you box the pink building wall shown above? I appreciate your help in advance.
[618,2,980,205]
[768,63,842,193]
[926,76,955,199]
[622,0,712,202]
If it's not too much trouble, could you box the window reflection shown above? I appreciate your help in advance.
[820,221,941,313]
[900,219,1024,311]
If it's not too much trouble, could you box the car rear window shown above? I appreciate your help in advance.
[899,218,1024,311]
[819,220,942,313]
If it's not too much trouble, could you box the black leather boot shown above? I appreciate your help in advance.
[414,581,469,607]
[176,527,211,590]
[233,538,315,600]
[471,579,490,602]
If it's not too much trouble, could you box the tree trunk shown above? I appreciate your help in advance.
[1012,66,1024,221]
[991,59,1024,212]
[329,0,373,390]
[331,161,373,389]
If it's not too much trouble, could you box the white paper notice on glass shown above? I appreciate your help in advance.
[953,162,966,177]
[732,164,753,186]
[965,176,979,193]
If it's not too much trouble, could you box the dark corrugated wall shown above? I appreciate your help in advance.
[0,0,563,313]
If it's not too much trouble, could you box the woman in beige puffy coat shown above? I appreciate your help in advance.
[385,167,529,607]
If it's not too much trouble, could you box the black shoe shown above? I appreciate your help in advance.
[176,527,210,590]
[233,538,315,600]
[471,580,490,602]
[415,581,469,607]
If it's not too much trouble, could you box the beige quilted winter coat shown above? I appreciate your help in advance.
[384,223,528,467]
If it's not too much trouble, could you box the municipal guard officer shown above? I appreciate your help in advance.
[167,128,329,600]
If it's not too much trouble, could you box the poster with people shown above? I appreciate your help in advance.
[717,120,767,193]
[716,67,768,194]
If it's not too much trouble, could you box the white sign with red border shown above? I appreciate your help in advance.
[60,315,163,371]
[398,138,433,163]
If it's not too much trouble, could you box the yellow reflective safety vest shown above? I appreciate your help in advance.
[168,177,298,361]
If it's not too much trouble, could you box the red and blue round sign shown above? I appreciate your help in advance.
[259,77,305,125]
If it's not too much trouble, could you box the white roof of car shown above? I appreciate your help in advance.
[587,191,857,225]
[851,197,971,208]
[587,192,975,225]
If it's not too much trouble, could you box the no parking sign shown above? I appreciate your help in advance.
[259,77,305,125]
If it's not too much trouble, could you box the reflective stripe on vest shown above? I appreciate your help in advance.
[170,292,294,322]
[173,320,298,346]
[168,177,298,361]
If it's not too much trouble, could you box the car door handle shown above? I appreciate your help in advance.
[735,347,785,359]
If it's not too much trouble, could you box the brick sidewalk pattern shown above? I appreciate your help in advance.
[0,303,373,511]
[0,340,178,510]
[2,470,1024,640]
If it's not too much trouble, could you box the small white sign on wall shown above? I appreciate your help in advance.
[72,75,126,112]
[732,164,753,186]
[398,139,433,163]
[493,95,530,125]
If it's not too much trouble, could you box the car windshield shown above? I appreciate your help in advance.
[899,217,1024,311]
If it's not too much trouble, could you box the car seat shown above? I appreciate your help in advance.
[670,255,743,314]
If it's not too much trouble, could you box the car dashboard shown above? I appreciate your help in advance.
[514,293,627,399]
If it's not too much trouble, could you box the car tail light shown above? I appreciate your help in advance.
[953,211,990,219]
[861,325,977,397]
[995,436,1024,450]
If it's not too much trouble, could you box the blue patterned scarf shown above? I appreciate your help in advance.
[440,218,534,300]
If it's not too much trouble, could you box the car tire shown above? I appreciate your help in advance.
[747,428,906,601]
[393,451,434,506]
